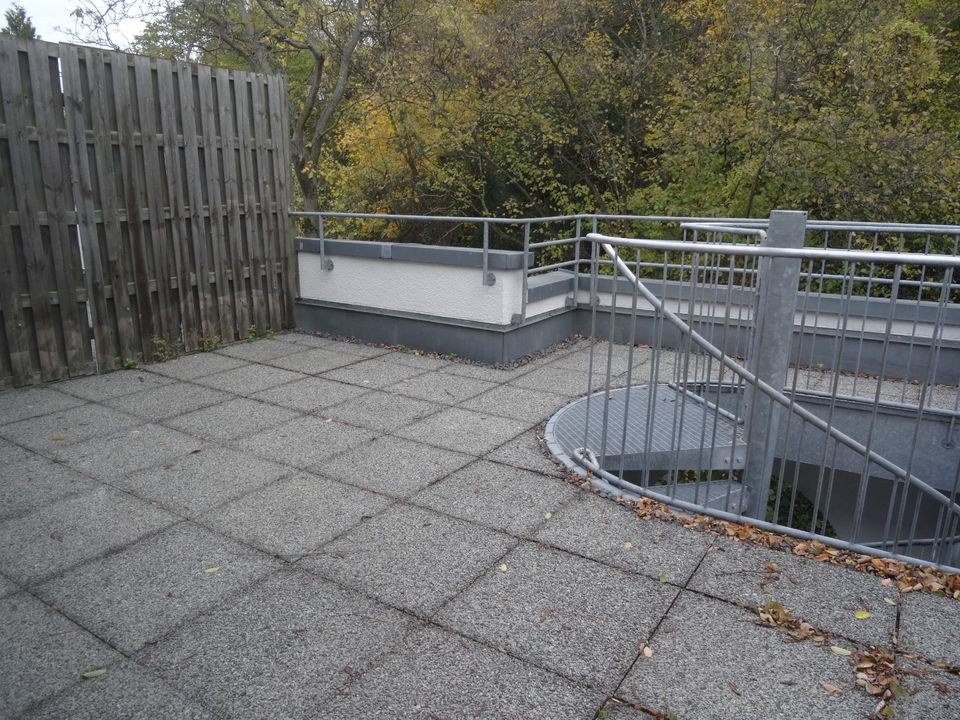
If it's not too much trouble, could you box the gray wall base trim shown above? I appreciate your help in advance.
[295,300,957,382]
[295,301,579,365]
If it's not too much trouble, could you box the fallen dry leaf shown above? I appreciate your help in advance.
[854,610,872,620]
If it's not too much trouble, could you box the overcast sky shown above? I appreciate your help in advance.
[6,0,146,45]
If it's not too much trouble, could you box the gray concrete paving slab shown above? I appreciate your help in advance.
[0,486,178,585]
[386,371,497,404]
[250,375,369,412]
[0,591,119,717]
[331,341,393,357]
[19,658,216,720]
[324,389,442,431]
[440,361,534,383]
[0,435,34,465]
[597,700,648,719]
[57,424,203,481]
[388,352,451,370]
[535,490,714,585]
[272,332,338,348]
[318,435,473,498]
[895,659,960,720]
[164,398,300,442]
[321,356,427,388]
[193,364,306,394]
[510,365,620,397]
[104,382,232,420]
[689,537,898,647]
[410,460,578,536]
[485,428,568,476]
[138,570,417,720]
[238,416,377,468]
[1,455,96,520]
[145,352,246,380]
[0,572,18,598]
[323,625,604,720]
[549,344,649,377]
[36,522,278,653]
[461,384,570,423]
[437,542,678,689]
[216,339,308,362]
[899,591,960,665]
[119,446,289,517]
[0,403,139,453]
[54,369,173,401]
[618,591,877,720]
[264,347,362,374]
[201,472,390,558]
[0,385,84,425]
[396,407,530,456]
[302,504,515,616]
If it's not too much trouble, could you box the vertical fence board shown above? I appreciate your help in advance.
[234,75,268,332]
[0,37,61,381]
[59,42,115,372]
[215,67,250,336]
[249,74,281,329]
[155,59,197,351]
[0,39,292,389]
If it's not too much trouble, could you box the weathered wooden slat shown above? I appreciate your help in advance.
[59,43,114,373]
[155,58,197,351]
[110,50,155,361]
[249,74,282,329]
[215,66,250,336]
[196,63,234,342]
[0,40,38,385]
[0,37,63,381]
[27,41,92,377]
[233,75,268,332]
[133,54,176,346]
[177,61,218,342]
[85,45,138,365]
[267,73,295,324]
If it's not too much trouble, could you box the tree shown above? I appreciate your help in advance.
[2,3,38,39]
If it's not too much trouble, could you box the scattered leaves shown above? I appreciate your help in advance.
[205,567,220,574]
[831,646,853,656]
[498,563,508,572]
[562,473,960,601]
[854,609,872,620]
[82,668,107,679]
[822,682,843,695]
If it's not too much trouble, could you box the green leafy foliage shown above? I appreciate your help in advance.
[77,0,960,236]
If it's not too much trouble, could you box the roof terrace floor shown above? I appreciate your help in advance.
[0,332,957,719]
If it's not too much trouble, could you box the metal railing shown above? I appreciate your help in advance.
[566,215,960,571]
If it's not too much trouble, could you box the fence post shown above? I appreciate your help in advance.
[742,209,807,518]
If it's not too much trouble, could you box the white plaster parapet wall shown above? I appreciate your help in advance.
[297,239,530,325]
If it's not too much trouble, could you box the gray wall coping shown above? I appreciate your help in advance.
[297,237,533,271]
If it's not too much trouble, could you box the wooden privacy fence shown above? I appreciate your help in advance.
[0,37,294,388]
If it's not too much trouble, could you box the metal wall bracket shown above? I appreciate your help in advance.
[510,313,523,325]
[564,295,577,308]
[483,272,496,286]
[324,259,334,271]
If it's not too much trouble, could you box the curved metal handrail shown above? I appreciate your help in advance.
[572,237,960,568]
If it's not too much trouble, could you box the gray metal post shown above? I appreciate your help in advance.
[742,210,807,518]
